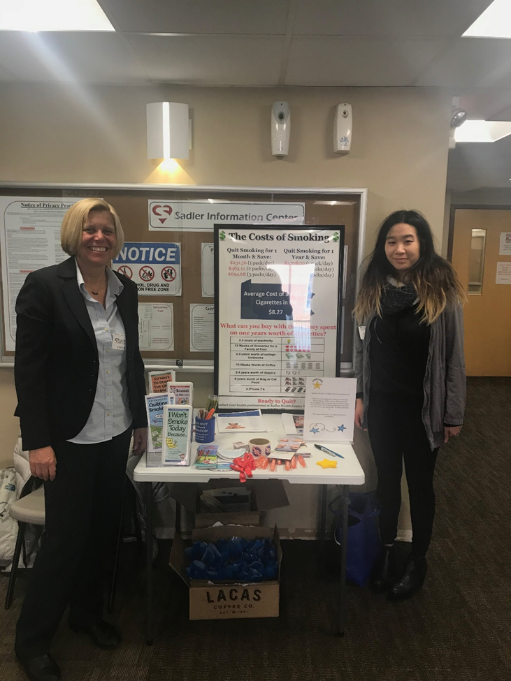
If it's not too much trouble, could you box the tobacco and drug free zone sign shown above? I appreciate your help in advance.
[112,242,182,295]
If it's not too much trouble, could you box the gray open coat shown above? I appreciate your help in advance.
[354,303,466,451]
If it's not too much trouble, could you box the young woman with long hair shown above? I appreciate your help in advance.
[354,209,466,600]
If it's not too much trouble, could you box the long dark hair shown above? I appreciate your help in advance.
[354,210,464,324]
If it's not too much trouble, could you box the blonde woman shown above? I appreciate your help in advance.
[14,199,147,681]
[354,210,465,601]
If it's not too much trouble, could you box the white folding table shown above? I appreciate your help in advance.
[134,414,365,643]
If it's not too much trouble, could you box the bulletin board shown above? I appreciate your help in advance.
[0,184,367,369]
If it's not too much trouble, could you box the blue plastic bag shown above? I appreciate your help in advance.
[330,492,381,587]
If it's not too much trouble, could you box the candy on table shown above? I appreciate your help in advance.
[275,436,306,452]
[316,458,337,469]
[230,451,256,482]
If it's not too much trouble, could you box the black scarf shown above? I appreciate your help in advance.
[380,281,417,315]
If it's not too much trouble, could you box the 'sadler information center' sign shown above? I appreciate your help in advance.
[214,225,344,411]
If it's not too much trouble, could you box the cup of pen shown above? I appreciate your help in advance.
[195,414,215,443]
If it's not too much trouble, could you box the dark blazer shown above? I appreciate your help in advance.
[14,256,147,451]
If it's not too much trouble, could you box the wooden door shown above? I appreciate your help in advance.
[451,209,511,376]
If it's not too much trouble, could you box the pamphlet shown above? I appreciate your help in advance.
[281,413,304,435]
[145,392,175,454]
[216,409,267,434]
[162,404,192,465]
[303,377,356,443]
[148,370,176,393]
[195,444,219,470]
[166,381,193,406]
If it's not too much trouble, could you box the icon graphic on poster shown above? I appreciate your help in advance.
[152,204,173,224]
[117,265,132,278]
[161,266,176,282]
[140,266,155,282]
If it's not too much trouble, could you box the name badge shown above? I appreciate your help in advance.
[112,333,126,350]
[358,325,366,340]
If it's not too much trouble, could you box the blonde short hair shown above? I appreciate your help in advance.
[61,198,125,259]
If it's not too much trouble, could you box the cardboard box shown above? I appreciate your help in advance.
[170,524,282,620]
[168,478,289,528]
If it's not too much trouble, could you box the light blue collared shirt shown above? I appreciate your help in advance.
[69,264,132,444]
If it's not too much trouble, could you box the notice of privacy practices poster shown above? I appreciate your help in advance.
[214,225,344,411]
[0,196,80,351]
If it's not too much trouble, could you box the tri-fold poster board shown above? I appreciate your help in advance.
[214,224,345,411]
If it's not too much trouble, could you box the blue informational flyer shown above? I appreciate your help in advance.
[145,392,175,453]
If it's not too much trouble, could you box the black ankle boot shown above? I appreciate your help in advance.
[387,554,427,601]
[370,545,396,592]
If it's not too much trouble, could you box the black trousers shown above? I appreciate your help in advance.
[15,428,131,658]
[367,393,438,559]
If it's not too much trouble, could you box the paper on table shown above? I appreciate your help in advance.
[216,409,267,433]
[281,413,304,435]
[303,377,356,443]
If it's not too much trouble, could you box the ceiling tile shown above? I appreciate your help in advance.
[0,33,147,83]
[0,60,20,82]
[125,35,283,85]
[286,36,450,86]
[293,0,493,37]
[100,0,290,34]
[447,137,511,191]
[415,38,511,88]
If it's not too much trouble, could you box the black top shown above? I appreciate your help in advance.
[14,257,147,451]
[369,304,430,398]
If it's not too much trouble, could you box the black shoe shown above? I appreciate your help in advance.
[16,653,61,681]
[370,545,396,592]
[69,619,121,649]
[387,554,427,601]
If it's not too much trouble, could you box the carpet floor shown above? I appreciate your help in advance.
[1,377,509,681]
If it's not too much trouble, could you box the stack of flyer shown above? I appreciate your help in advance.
[145,380,194,466]
[166,381,193,406]
[145,392,175,467]
[162,404,193,466]
[148,370,176,393]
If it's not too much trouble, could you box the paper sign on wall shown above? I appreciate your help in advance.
[499,232,511,255]
[113,242,181,295]
[138,303,174,350]
[201,243,214,297]
[149,200,305,231]
[496,262,511,284]
[0,196,80,351]
[190,304,214,352]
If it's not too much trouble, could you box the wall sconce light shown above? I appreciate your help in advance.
[146,102,190,160]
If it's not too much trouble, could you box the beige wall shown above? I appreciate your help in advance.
[0,84,452,533]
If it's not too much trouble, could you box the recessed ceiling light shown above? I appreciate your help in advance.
[463,0,511,39]
[454,120,511,142]
[0,0,115,32]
